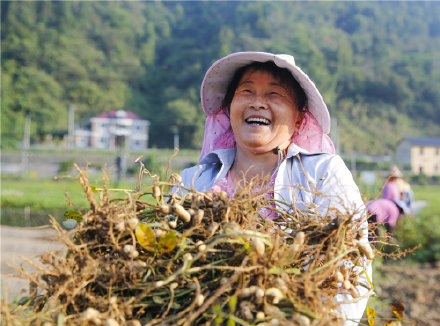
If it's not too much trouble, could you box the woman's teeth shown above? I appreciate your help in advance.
[245,117,270,125]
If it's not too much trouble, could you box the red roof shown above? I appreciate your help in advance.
[95,110,142,120]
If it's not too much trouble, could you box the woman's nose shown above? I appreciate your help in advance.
[250,94,268,110]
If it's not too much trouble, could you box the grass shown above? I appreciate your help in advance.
[0,172,159,226]
[411,185,440,216]
[2,176,90,211]
[0,175,144,211]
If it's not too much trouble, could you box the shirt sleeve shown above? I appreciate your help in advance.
[314,155,373,325]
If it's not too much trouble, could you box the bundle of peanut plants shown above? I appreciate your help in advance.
[2,161,374,326]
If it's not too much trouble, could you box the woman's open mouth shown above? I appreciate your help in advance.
[245,117,271,126]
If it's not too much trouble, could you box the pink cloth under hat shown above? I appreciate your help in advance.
[199,51,335,160]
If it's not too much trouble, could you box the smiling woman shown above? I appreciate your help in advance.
[175,51,373,325]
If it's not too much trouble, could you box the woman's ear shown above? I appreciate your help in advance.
[295,112,305,131]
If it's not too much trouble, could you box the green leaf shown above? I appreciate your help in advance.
[152,296,164,304]
[157,231,178,253]
[214,315,223,326]
[226,318,236,326]
[243,242,251,254]
[57,313,65,326]
[171,302,181,309]
[142,269,152,281]
[228,296,237,313]
[17,296,29,305]
[269,267,283,274]
[212,303,222,314]
[284,267,301,274]
[64,210,83,222]
[135,224,156,252]
[269,267,300,275]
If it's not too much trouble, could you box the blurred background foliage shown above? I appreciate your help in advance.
[2,1,440,153]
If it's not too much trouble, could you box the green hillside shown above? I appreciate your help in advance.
[2,1,440,154]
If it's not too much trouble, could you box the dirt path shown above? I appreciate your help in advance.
[374,262,440,326]
[1,225,65,301]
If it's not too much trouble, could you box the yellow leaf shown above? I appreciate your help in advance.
[366,306,375,326]
[363,270,374,290]
[392,302,405,320]
[90,185,101,193]
[285,267,301,274]
[268,267,283,274]
[384,321,401,326]
[228,296,237,313]
[157,231,178,253]
[135,224,156,252]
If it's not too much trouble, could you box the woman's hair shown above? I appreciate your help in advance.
[221,61,307,116]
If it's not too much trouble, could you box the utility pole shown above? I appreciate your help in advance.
[68,104,75,148]
[21,114,31,175]
[173,128,179,150]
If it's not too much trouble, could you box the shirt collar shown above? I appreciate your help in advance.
[199,148,236,169]
[286,142,319,158]
[199,143,323,166]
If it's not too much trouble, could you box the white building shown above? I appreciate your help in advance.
[396,137,440,176]
[75,110,150,150]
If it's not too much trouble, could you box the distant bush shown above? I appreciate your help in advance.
[409,174,440,185]
[393,185,440,262]
[58,160,74,174]
[58,160,104,175]
[342,158,393,172]
[394,212,440,262]
[434,175,440,184]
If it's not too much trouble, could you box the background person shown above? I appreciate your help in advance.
[382,166,413,216]
[366,198,400,239]
[396,175,414,215]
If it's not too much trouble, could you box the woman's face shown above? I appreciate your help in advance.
[230,69,303,154]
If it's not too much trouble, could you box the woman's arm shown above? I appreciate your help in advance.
[314,155,372,326]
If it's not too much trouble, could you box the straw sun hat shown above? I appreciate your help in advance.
[388,166,403,178]
[200,51,331,134]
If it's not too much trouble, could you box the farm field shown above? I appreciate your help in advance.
[371,260,440,326]
[1,174,156,226]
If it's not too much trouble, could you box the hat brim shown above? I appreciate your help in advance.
[200,52,330,134]
[389,167,403,178]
